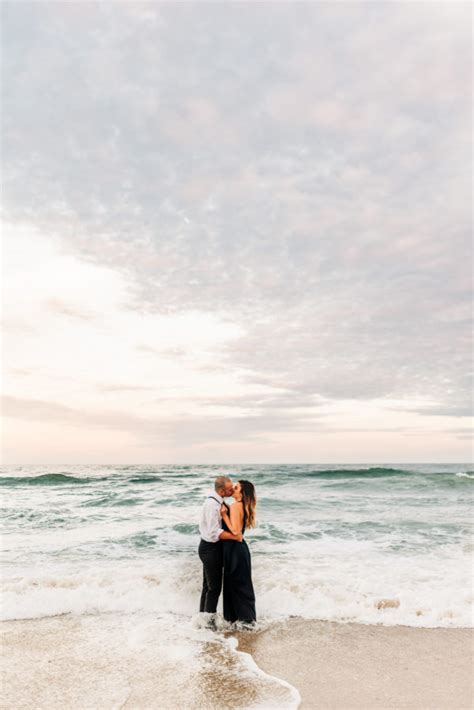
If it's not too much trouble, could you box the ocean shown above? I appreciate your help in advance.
[2,463,473,707]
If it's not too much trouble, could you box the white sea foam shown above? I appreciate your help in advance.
[2,540,472,628]
[225,635,302,710]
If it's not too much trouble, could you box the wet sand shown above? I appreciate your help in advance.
[235,618,474,709]
[2,614,472,709]
[1,613,295,709]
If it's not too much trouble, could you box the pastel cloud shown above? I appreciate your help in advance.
[1,2,471,463]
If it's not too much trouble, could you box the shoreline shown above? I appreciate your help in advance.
[235,618,473,709]
[2,613,473,709]
[1,612,297,709]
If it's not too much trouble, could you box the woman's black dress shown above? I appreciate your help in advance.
[222,504,256,624]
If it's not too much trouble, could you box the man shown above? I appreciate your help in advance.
[198,475,242,621]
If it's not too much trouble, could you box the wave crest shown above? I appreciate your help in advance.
[0,473,96,486]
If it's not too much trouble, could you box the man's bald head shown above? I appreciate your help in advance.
[214,476,234,497]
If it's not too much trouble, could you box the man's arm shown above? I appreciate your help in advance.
[219,530,243,542]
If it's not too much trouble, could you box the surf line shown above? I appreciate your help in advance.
[224,634,302,709]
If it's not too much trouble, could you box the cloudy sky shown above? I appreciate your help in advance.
[2,1,472,464]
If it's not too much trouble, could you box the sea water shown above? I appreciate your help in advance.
[1,464,473,707]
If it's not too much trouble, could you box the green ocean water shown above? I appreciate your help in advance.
[1,463,472,627]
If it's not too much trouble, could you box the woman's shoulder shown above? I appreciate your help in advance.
[231,501,244,511]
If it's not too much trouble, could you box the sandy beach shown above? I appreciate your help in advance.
[236,618,474,709]
[2,613,472,710]
[1,612,296,710]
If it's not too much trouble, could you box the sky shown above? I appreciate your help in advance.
[1,1,472,464]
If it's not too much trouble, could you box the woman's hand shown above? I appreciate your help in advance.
[220,504,228,516]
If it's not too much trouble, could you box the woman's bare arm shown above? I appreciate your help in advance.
[221,508,236,535]
[227,503,243,536]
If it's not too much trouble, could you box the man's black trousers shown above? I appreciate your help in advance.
[198,538,223,613]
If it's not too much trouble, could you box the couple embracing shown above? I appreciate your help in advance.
[198,476,257,626]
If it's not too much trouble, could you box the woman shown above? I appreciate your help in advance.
[220,480,257,624]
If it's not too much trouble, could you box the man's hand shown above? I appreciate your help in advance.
[236,533,243,543]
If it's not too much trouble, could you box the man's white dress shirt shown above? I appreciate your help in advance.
[199,491,224,543]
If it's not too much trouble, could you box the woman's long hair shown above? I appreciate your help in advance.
[239,480,256,529]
